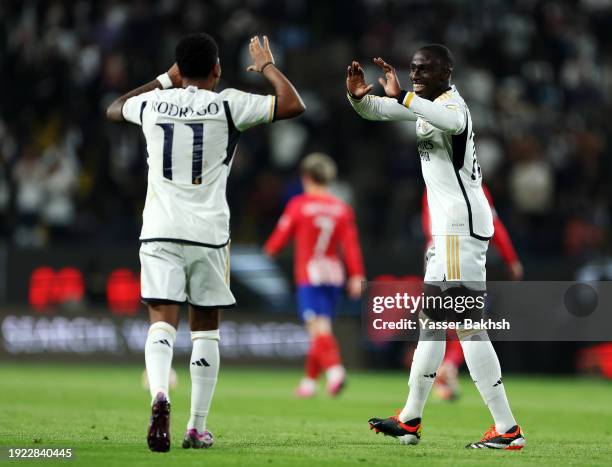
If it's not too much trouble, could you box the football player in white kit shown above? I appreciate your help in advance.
[106,33,305,452]
[347,45,525,450]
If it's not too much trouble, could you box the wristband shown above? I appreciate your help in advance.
[156,72,173,89]
[260,61,274,73]
[396,90,408,105]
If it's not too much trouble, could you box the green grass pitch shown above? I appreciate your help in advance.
[1,363,612,466]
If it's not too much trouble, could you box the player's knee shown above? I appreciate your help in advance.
[417,312,445,341]
[147,302,180,328]
[456,328,489,342]
[189,306,220,331]
[314,316,332,335]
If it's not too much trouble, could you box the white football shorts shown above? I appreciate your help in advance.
[424,235,488,290]
[140,241,235,308]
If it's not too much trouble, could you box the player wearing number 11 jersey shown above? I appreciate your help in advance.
[264,153,365,397]
[106,33,305,452]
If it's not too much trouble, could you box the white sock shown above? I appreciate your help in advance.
[188,330,220,433]
[399,328,445,422]
[460,331,517,433]
[144,321,176,403]
[299,377,316,391]
[326,364,345,383]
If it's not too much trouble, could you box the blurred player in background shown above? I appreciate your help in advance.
[421,186,523,400]
[347,45,525,450]
[106,33,305,452]
[264,153,365,397]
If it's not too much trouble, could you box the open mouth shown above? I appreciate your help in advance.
[413,83,426,93]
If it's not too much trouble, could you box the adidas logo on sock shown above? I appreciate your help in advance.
[191,358,210,367]
[493,378,503,387]
[154,339,171,347]
[423,372,437,378]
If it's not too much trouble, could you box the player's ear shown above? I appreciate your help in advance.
[441,63,451,81]
[213,61,221,79]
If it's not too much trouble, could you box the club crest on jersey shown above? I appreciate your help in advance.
[417,120,430,133]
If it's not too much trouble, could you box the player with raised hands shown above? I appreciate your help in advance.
[107,33,304,452]
[347,46,525,450]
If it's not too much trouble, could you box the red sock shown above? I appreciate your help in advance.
[315,334,342,370]
[305,341,322,379]
[444,338,464,368]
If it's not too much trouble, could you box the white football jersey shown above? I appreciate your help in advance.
[348,85,493,240]
[122,86,276,246]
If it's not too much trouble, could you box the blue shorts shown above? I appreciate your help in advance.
[296,285,342,322]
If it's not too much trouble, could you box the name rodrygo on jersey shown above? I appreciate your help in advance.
[122,86,276,247]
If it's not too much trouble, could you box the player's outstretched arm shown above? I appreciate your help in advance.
[340,209,366,300]
[247,36,305,120]
[263,199,298,256]
[346,61,416,122]
[106,64,181,122]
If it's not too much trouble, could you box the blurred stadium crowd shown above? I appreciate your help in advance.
[2,0,611,272]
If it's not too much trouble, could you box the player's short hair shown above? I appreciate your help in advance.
[418,44,454,72]
[175,33,219,79]
[300,153,337,185]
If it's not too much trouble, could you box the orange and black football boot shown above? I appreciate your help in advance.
[368,414,422,445]
[466,424,525,450]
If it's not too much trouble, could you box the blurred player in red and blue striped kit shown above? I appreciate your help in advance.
[265,153,365,397]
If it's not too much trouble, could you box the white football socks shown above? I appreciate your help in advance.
[460,331,517,433]
[187,330,220,433]
[399,328,445,422]
[326,364,345,383]
[144,321,176,403]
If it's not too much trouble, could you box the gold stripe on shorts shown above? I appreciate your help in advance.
[446,236,452,279]
[454,235,460,280]
[446,235,461,280]
[451,236,456,280]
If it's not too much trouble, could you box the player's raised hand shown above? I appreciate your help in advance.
[373,57,402,98]
[346,61,373,99]
[247,35,275,73]
[167,63,182,87]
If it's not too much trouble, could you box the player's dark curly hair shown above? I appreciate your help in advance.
[418,44,454,72]
[175,33,219,79]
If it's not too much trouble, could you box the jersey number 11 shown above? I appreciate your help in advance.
[156,123,204,185]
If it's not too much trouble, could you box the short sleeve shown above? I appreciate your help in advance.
[221,88,276,131]
[121,92,153,126]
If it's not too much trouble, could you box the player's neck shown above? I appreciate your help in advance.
[182,77,216,91]
[305,185,329,196]
[430,84,452,101]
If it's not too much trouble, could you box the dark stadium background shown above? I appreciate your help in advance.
[1,0,611,375]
